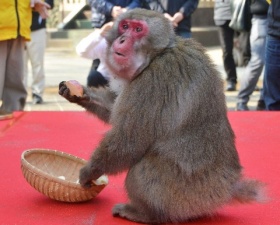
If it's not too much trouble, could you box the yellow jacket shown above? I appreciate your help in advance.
[0,0,32,41]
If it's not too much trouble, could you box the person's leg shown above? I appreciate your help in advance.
[0,37,27,112]
[0,40,14,119]
[27,28,46,103]
[237,31,251,66]
[87,69,108,87]
[0,40,7,103]
[236,17,267,110]
[87,59,108,87]
[256,88,265,110]
[218,21,237,91]
[263,36,280,110]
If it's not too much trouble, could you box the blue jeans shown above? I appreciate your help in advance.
[263,35,280,110]
[176,30,191,39]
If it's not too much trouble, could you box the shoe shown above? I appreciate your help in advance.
[32,93,43,104]
[226,82,236,91]
[254,86,261,92]
[236,102,249,111]
[0,109,13,120]
[256,100,266,111]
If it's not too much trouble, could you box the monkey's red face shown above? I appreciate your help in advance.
[107,19,150,80]
[118,19,149,39]
[113,19,149,64]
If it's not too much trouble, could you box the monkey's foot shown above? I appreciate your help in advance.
[112,203,159,224]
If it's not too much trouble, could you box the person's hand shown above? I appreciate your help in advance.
[100,21,114,37]
[164,13,178,27]
[164,13,173,21]
[121,7,127,14]
[30,0,51,19]
[111,6,122,18]
[164,12,184,27]
[171,12,184,27]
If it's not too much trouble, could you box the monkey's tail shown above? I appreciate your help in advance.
[232,179,268,204]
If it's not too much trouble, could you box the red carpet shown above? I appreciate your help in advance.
[0,111,279,225]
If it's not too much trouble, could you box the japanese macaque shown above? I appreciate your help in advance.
[59,8,265,224]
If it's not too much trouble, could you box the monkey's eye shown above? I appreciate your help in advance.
[122,24,129,30]
[135,27,142,32]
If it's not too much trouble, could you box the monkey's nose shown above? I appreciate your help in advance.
[119,36,126,44]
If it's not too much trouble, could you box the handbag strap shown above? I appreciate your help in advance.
[155,0,167,13]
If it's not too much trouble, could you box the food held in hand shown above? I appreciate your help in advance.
[65,80,83,97]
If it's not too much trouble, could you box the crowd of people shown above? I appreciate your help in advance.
[83,0,199,87]
[214,0,280,111]
[0,0,279,121]
[0,0,51,120]
[24,0,54,105]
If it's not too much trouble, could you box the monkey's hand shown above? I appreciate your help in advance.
[58,81,89,104]
[79,164,103,188]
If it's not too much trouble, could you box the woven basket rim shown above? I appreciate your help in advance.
[21,148,106,190]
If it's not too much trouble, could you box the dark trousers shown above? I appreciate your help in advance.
[87,59,108,88]
[217,20,237,84]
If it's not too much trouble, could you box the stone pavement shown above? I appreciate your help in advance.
[24,46,262,112]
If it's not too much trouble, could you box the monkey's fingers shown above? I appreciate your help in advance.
[80,181,93,189]
[59,81,66,89]
[58,81,71,97]
[79,166,94,188]
[58,82,68,96]
[66,93,85,103]
[58,81,84,103]
[58,85,71,99]
[58,85,76,102]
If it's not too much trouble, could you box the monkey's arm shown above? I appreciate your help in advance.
[79,124,151,188]
[58,81,116,123]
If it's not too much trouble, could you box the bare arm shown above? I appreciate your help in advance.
[30,0,51,19]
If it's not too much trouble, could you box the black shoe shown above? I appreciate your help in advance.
[236,103,249,111]
[256,100,266,111]
[254,86,261,91]
[226,82,236,91]
[0,109,13,120]
[32,93,43,104]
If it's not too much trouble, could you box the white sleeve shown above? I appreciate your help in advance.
[75,29,105,60]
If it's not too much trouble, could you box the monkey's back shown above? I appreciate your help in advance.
[113,37,242,220]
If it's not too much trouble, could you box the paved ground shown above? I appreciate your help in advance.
[24,46,262,112]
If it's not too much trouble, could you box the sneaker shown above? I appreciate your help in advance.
[32,93,43,105]
[236,102,249,111]
[0,109,13,120]
[226,81,236,92]
[255,86,261,91]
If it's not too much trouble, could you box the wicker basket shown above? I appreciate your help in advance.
[21,149,108,203]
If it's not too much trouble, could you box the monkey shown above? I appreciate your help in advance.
[59,8,265,224]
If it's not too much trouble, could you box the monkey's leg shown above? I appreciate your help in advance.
[112,203,160,224]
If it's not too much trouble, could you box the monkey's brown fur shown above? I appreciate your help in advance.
[59,8,265,224]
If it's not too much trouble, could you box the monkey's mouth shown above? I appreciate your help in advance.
[113,51,128,64]
[115,52,125,57]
